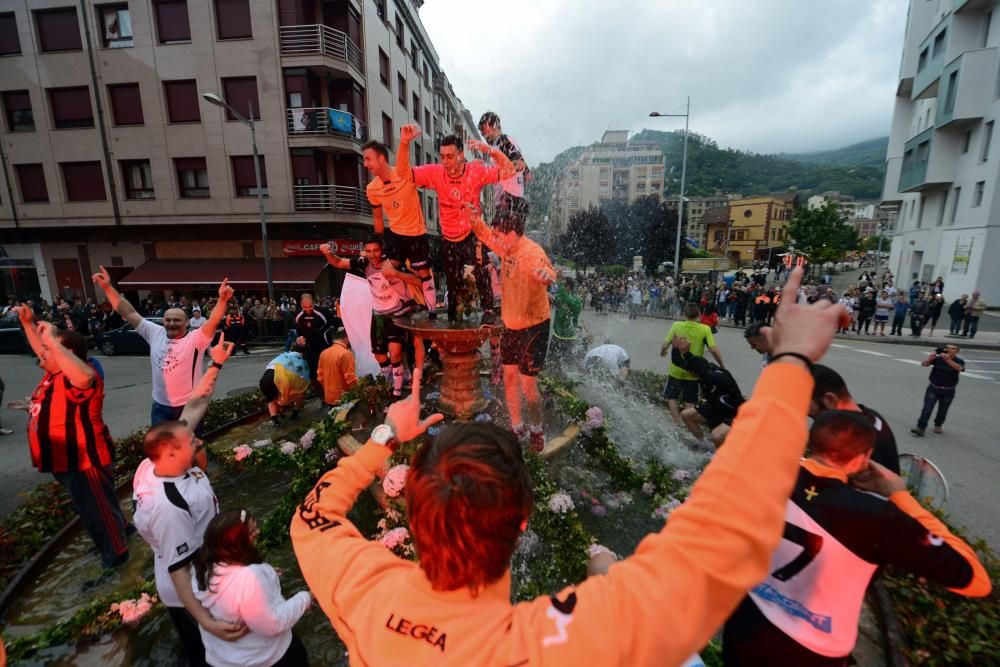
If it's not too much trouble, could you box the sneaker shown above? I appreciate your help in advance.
[910,427,925,437]
[480,310,497,327]
[529,430,545,453]
[0,428,13,436]
[932,426,943,434]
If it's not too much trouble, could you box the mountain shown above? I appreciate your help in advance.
[526,132,887,224]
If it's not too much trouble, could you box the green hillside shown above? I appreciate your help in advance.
[788,136,889,168]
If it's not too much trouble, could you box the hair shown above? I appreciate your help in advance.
[55,329,88,361]
[365,236,383,247]
[300,293,314,303]
[808,410,876,465]
[743,321,769,339]
[406,423,533,594]
[564,276,575,290]
[478,111,500,130]
[810,364,850,403]
[361,140,389,159]
[440,134,463,151]
[493,193,529,235]
[683,302,701,320]
[143,420,190,460]
[193,509,263,593]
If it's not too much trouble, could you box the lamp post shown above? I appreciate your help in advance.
[650,97,690,281]
[202,92,274,302]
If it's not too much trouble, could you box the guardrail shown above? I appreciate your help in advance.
[293,185,372,213]
[286,107,366,142]
[279,24,364,73]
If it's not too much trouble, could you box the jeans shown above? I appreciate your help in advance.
[442,235,494,319]
[52,464,129,568]
[910,315,924,336]
[950,316,962,335]
[918,384,956,430]
[856,314,872,333]
[962,315,980,338]
[151,401,204,436]
[891,315,905,335]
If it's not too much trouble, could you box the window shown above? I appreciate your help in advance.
[423,62,429,88]
[395,14,403,48]
[410,40,418,69]
[932,29,946,57]
[962,129,972,153]
[378,48,390,88]
[382,113,393,149]
[950,186,961,223]
[34,8,82,52]
[397,73,406,106]
[916,196,925,228]
[154,0,190,43]
[48,87,93,128]
[221,77,259,120]
[108,83,143,125]
[15,164,48,202]
[973,180,985,207]
[0,12,20,55]
[97,4,132,48]
[120,160,154,199]
[2,91,33,131]
[916,140,930,165]
[944,70,958,113]
[375,0,386,21]
[983,10,992,48]
[412,93,420,118]
[61,162,106,201]
[175,157,209,198]
[231,156,267,196]
[214,0,251,40]
[981,121,993,162]
[164,80,200,122]
[917,48,928,72]
[424,109,431,131]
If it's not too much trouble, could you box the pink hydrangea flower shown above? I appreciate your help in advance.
[382,464,409,498]
[653,497,683,520]
[546,492,574,515]
[590,504,607,517]
[233,445,253,462]
[580,406,604,435]
[672,469,692,482]
[111,592,157,624]
[379,526,410,549]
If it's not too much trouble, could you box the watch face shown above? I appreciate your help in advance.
[372,424,393,445]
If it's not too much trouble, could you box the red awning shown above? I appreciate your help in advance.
[118,258,327,288]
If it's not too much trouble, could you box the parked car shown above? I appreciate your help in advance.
[0,314,30,354]
[94,318,164,356]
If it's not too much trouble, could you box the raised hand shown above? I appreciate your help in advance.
[92,265,112,291]
[210,332,236,366]
[531,267,553,285]
[218,278,234,302]
[400,124,422,143]
[466,139,491,154]
[765,267,844,363]
[12,304,34,328]
[385,369,444,443]
[36,320,58,346]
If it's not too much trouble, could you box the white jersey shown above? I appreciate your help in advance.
[585,344,630,374]
[349,256,411,316]
[132,458,219,607]
[136,319,212,407]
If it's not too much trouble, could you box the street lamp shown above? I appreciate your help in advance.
[650,96,690,281]
[203,92,274,302]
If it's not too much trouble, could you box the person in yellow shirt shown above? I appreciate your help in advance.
[317,331,357,407]
[660,302,725,425]
[291,267,851,667]
[466,202,555,452]
[364,124,437,318]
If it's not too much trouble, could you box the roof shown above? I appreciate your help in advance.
[701,206,731,226]
[118,258,328,288]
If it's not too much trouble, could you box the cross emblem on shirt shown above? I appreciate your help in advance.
[804,486,819,501]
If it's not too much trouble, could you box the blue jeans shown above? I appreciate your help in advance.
[151,401,204,436]
[917,385,955,430]
[962,315,979,338]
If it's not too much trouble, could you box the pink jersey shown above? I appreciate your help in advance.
[413,162,500,241]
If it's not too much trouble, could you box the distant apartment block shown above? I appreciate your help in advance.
[703,194,797,264]
[664,194,742,250]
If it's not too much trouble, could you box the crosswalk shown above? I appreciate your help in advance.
[829,343,1000,383]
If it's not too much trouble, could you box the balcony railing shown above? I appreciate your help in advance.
[293,185,372,213]
[287,107,367,142]
[279,25,364,73]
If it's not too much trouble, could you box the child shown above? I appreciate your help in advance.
[193,510,312,667]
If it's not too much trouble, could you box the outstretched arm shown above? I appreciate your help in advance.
[36,321,96,389]
[321,242,354,271]
[180,334,235,431]
[465,206,505,256]
[13,305,44,359]
[92,265,143,327]
[200,279,233,340]
[396,124,420,181]
[468,139,516,181]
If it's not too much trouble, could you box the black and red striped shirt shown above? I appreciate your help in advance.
[28,371,115,473]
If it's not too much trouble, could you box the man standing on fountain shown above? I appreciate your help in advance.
[466,202,555,452]
[413,134,518,324]
[363,125,438,318]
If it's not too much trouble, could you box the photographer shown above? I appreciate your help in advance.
[911,343,964,436]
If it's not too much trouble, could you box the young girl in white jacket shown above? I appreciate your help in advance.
[193,509,312,667]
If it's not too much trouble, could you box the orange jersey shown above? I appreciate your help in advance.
[367,140,425,237]
[290,362,815,666]
[317,341,357,406]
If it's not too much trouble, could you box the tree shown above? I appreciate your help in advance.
[861,234,892,254]
[555,206,617,266]
[787,202,859,267]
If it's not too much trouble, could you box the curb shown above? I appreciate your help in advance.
[871,580,913,667]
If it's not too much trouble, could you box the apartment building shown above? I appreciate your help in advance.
[0,0,478,302]
[548,130,665,242]
[881,0,999,301]
[703,194,797,265]
[664,194,742,250]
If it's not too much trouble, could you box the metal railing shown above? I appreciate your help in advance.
[279,25,364,73]
[293,185,372,213]
[286,107,366,142]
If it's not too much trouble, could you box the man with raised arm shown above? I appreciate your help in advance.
[92,266,232,428]
[413,134,518,324]
[291,267,854,666]
[363,124,437,318]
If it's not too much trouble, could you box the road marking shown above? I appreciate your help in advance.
[896,359,922,365]
[830,343,850,349]
[964,372,994,380]
[856,350,890,357]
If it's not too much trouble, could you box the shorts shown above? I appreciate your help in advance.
[663,377,699,404]
[384,229,431,270]
[371,313,406,355]
[874,314,889,322]
[501,319,550,376]
[259,369,279,402]
[695,401,737,429]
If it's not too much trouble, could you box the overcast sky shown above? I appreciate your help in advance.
[420,0,908,165]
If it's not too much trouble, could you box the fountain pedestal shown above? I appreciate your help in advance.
[394,312,490,420]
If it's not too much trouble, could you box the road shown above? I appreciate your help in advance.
[0,348,280,519]
[581,310,1000,549]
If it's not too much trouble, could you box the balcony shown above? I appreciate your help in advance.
[881,156,904,206]
[912,15,952,99]
[287,108,366,152]
[955,0,994,13]
[279,25,364,81]
[935,48,998,128]
[898,128,953,193]
[293,185,372,213]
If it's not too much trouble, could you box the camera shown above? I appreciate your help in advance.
[935,347,946,354]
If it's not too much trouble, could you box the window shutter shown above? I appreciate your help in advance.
[215,0,252,39]
[232,155,266,189]
[174,157,206,172]
[108,83,143,125]
[0,12,20,55]
[34,8,82,52]
[49,87,94,127]
[61,162,107,201]
[154,0,190,43]
[15,164,48,203]
[222,77,259,120]
[164,80,199,122]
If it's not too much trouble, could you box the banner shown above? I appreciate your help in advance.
[340,273,381,378]
[282,240,364,257]
[951,238,973,274]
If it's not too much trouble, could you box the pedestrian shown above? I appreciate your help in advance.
[189,307,206,329]
[294,294,333,385]
[911,343,964,436]
[660,302,725,425]
[873,290,892,336]
[723,410,990,666]
[910,291,930,337]
[260,346,310,426]
[743,321,772,367]
[192,509,312,667]
[225,305,251,354]
[0,374,13,436]
[891,293,909,336]
[317,331,357,408]
[249,299,269,340]
[628,283,642,320]
[92,266,232,429]
[12,307,130,572]
[856,288,876,334]
[927,293,944,336]
[948,294,968,335]
[583,341,631,380]
[962,290,986,338]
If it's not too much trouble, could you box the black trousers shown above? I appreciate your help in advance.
[272,633,310,666]
[723,597,849,667]
[917,384,956,430]
[910,315,924,336]
[442,234,493,319]
[891,315,905,335]
[167,606,208,667]
[52,464,129,568]
[856,314,873,332]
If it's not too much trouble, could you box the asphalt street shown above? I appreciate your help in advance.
[581,310,1000,550]
[0,348,279,519]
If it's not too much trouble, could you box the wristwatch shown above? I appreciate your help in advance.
[371,424,397,448]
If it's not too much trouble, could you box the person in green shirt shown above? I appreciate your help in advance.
[660,302,725,425]
[550,277,583,369]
